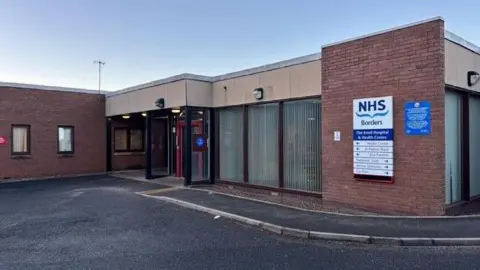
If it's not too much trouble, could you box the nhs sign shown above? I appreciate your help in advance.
[353,96,394,180]
[353,96,393,131]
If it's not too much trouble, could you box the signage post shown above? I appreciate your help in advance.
[353,96,394,182]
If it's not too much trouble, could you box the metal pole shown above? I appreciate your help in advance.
[145,112,153,179]
[93,60,106,93]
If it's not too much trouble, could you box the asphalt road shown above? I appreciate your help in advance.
[0,176,479,270]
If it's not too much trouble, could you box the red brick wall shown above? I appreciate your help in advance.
[321,19,446,215]
[0,87,106,179]
[112,154,145,171]
[110,118,146,171]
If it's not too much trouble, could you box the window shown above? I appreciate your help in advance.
[130,129,144,151]
[114,128,144,152]
[11,125,30,155]
[219,108,244,182]
[248,103,279,187]
[283,99,322,192]
[58,126,74,154]
[470,95,480,198]
[445,91,463,204]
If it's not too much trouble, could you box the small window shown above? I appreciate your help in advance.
[58,126,74,154]
[129,129,144,151]
[114,128,143,152]
[11,125,30,155]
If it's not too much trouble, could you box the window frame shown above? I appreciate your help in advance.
[57,125,75,154]
[11,124,31,156]
[114,127,144,153]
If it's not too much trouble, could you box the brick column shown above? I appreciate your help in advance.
[321,19,446,215]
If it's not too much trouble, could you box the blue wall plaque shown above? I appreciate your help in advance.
[405,101,431,136]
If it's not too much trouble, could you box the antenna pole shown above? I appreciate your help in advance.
[93,60,106,93]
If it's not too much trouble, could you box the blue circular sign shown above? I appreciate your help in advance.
[196,137,205,147]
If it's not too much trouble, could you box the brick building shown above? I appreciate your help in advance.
[1,17,479,215]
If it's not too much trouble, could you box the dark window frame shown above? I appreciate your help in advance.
[57,125,75,154]
[11,124,31,156]
[114,127,144,152]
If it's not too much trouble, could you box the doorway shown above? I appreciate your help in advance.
[151,117,169,176]
[176,108,212,184]
[176,119,205,180]
[146,107,213,185]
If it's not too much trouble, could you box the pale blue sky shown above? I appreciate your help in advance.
[0,0,478,91]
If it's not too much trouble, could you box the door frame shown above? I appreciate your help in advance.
[176,119,204,178]
[180,106,216,186]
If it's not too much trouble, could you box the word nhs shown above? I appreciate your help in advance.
[356,99,390,126]
[359,100,386,112]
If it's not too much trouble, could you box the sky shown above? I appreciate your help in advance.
[0,0,478,92]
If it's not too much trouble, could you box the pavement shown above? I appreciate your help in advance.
[139,187,480,246]
[1,175,480,269]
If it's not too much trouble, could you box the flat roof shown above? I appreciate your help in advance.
[321,16,445,48]
[0,81,103,95]
[445,30,480,55]
[106,52,322,97]
[2,17,478,96]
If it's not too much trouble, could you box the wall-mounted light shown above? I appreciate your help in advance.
[468,71,480,87]
[155,97,165,108]
[253,87,264,100]
[223,86,228,91]
[171,108,181,114]
[122,115,130,119]
[141,112,147,117]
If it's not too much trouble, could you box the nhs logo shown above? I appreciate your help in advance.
[353,96,393,130]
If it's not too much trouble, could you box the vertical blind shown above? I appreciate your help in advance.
[219,108,244,182]
[445,91,463,204]
[470,96,480,198]
[248,103,279,187]
[283,99,322,192]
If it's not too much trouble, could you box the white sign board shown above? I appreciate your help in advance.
[353,96,394,180]
[334,131,341,141]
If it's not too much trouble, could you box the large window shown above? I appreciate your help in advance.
[248,103,278,187]
[58,126,74,154]
[11,125,30,155]
[114,128,144,152]
[219,107,244,182]
[283,99,322,192]
[445,91,463,204]
[470,95,480,198]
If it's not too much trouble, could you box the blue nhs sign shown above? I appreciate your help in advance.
[353,96,393,131]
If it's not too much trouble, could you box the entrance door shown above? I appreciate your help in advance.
[151,117,169,176]
[176,120,204,179]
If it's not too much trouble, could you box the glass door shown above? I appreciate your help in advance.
[176,107,211,184]
[176,119,206,180]
[151,117,169,176]
[190,109,210,182]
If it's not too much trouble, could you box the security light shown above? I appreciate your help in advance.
[122,115,130,119]
[253,88,264,100]
[468,71,480,87]
[155,97,165,108]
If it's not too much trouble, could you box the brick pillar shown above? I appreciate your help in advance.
[321,18,446,215]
